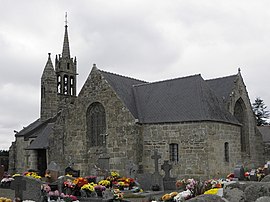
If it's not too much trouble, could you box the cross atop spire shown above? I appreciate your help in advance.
[65,12,68,27]
[62,13,70,58]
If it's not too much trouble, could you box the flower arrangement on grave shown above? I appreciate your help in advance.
[0,175,14,188]
[48,190,60,200]
[204,188,219,195]
[175,179,187,190]
[98,179,111,187]
[94,184,106,191]
[60,193,78,202]
[94,184,106,197]
[115,177,135,190]
[0,197,12,202]
[112,188,124,201]
[173,190,192,202]
[161,192,178,202]
[111,171,120,178]
[12,173,21,177]
[73,177,88,187]
[80,182,96,197]
[23,171,42,179]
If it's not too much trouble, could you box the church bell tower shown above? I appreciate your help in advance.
[55,14,77,98]
[40,14,77,121]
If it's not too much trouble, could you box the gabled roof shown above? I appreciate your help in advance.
[206,74,237,103]
[100,69,239,125]
[15,114,59,150]
[133,74,239,124]
[27,123,54,150]
[100,70,147,118]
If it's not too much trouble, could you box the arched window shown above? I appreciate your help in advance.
[70,76,74,96]
[169,143,179,162]
[224,142,229,162]
[234,98,249,153]
[87,102,106,147]
[57,75,62,94]
[63,75,69,95]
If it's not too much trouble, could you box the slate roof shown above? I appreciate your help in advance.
[100,70,240,125]
[258,126,270,142]
[26,123,54,150]
[101,70,147,118]
[206,74,237,103]
[15,115,58,150]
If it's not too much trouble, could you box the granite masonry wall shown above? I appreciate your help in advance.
[142,121,241,180]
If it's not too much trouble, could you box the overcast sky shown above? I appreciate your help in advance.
[0,0,270,150]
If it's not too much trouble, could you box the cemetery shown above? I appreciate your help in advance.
[1,161,270,201]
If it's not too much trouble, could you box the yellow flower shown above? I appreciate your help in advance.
[98,180,110,186]
[161,193,172,201]
[111,171,120,178]
[204,188,219,195]
[170,192,178,197]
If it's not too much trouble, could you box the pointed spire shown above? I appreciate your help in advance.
[45,53,54,69]
[62,12,70,58]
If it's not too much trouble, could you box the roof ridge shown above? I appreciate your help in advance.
[206,74,237,82]
[100,69,147,83]
[134,74,202,87]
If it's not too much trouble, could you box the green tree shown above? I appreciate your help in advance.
[252,97,270,126]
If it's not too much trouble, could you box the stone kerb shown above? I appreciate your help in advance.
[223,180,270,202]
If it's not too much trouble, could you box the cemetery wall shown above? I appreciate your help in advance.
[142,121,241,180]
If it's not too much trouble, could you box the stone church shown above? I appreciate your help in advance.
[9,23,264,180]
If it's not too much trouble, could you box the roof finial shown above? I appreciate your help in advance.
[238,67,241,74]
[65,12,68,26]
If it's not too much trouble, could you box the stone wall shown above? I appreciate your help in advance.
[12,137,34,173]
[142,121,241,180]
[227,74,264,168]
[48,67,142,176]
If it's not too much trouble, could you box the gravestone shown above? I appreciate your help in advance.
[136,172,153,191]
[264,161,270,175]
[11,176,26,199]
[11,175,43,201]
[96,153,110,180]
[161,160,176,190]
[46,161,60,182]
[234,165,245,181]
[150,150,163,191]
[250,169,258,181]
[65,166,80,177]
[0,165,4,180]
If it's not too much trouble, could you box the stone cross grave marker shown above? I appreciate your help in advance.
[151,150,163,191]
[234,165,245,181]
[161,160,176,190]
[11,176,26,199]
[151,150,161,174]
[47,161,60,182]
[161,160,172,179]
[0,165,4,180]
